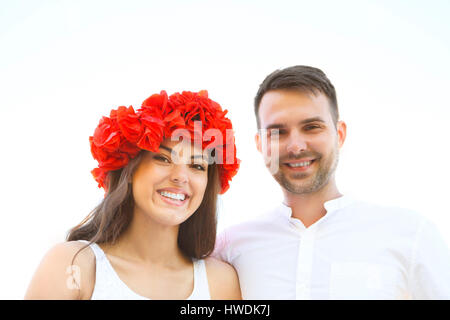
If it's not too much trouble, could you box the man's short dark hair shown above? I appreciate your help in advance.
[254,65,339,128]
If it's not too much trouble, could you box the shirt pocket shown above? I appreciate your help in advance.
[329,262,405,299]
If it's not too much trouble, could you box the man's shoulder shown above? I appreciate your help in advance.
[348,197,427,230]
[213,205,283,261]
[218,205,283,238]
[352,198,421,216]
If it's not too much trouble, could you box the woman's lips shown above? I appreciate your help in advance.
[157,187,190,197]
[157,188,190,207]
[158,193,188,207]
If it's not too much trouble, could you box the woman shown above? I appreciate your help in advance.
[25,90,241,299]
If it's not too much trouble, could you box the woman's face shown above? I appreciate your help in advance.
[131,138,209,226]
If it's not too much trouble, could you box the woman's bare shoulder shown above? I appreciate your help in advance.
[43,241,96,271]
[24,241,96,300]
[204,256,241,300]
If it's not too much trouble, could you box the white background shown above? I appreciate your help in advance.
[1,0,449,299]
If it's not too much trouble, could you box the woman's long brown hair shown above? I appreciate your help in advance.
[67,150,220,264]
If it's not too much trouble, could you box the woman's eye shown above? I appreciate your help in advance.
[154,155,170,163]
[191,164,206,171]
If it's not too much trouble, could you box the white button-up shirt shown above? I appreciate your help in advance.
[213,196,450,299]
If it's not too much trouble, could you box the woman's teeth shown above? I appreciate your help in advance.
[160,191,186,201]
[287,161,312,167]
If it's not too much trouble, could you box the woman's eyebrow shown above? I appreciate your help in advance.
[159,145,172,153]
[159,145,205,160]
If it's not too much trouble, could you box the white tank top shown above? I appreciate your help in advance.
[79,240,211,300]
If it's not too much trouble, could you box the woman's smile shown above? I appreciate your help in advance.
[131,139,209,226]
[157,187,191,207]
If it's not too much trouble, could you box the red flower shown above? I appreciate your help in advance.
[90,90,240,195]
[117,106,142,143]
[163,109,186,138]
[119,140,141,158]
[91,117,121,152]
[141,91,168,113]
[138,127,163,152]
[91,167,108,190]
[103,153,129,170]
[137,112,165,152]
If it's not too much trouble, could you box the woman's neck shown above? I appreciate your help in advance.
[104,208,190,268]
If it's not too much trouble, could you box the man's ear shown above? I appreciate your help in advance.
[337,120,347,148]
[255,132,262,153]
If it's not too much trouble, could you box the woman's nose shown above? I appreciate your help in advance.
[170,165,189,184]
[286,130,307,155]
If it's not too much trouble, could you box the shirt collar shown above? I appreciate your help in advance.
[278,194,355,219]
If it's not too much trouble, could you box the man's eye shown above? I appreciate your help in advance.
[305,125,321,131]
[268,130,283,137]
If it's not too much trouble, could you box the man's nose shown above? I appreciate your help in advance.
[286,130,307,155]
[170,165,189,184]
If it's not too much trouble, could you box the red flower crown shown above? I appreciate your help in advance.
[89,90,240,194]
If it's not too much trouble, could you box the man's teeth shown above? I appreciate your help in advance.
[160,191,186,201]
[288,161,312,167]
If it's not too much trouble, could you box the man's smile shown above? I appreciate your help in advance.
[283,158,317,171]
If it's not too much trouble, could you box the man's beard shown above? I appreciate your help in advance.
[272,145,339,195]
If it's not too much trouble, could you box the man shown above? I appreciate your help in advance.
[213,65,450,299]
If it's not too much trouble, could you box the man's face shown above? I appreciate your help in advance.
[256,90,346,195]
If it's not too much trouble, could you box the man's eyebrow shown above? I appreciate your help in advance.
[159,145,205,160]
[264,123,286,130]
[264,117,325,130]
[299,117,326,125]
